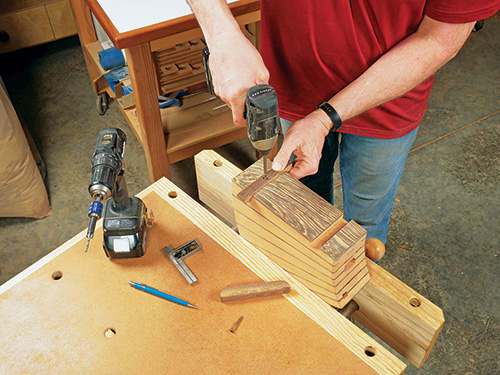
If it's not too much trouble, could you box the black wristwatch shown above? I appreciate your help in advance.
[317,102,342,132]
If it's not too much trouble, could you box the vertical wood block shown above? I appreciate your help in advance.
[195,150,240,227]
[125,42,171,181]
[232,159,370,308]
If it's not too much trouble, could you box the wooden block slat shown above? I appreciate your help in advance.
[323,220,367,264]
[232,196,339,276]
[232,181,343,267]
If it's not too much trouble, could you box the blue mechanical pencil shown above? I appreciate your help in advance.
[129,281,198,309]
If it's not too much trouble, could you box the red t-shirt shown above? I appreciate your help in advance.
[260,0,500,139]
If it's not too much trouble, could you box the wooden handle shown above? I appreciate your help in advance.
[365,238,386,262]
[220,281,291,302]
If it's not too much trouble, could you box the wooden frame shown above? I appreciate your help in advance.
[194,149,445,368]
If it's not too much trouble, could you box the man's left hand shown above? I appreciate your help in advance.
[272,111,332,179]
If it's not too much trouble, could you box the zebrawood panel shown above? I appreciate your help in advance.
[233,160,345,247]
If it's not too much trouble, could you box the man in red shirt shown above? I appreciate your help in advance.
[186,0,499,245]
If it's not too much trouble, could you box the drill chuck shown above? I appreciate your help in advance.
[84,127,152,258]
[88,128,126,200]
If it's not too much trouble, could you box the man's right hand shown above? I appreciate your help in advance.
[208,32,269,126]
[186,0,269,126]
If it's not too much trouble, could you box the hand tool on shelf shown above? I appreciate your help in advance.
[158,89,188,108]
[85,127,153,258]
[202,47,280,176]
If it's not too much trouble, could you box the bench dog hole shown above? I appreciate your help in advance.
[104,328,116,339]
[409,297,421,307]
[52,271,63,280]
[364,346,377,357]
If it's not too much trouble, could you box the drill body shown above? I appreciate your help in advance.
[245,84,280,174]
[86,127,152,258]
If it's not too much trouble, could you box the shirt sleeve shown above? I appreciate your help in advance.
[425,0,500,23]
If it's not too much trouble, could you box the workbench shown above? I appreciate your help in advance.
[70,0,260,182]
[0,177,406,374]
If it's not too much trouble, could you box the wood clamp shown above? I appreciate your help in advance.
[163,240,202,284]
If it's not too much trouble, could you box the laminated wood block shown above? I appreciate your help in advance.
[232,158,370,309]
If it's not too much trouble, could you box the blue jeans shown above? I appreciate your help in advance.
[280,119,418,244]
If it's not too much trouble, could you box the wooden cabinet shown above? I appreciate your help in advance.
[0,0,77,54]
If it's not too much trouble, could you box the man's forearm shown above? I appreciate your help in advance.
[185,0,268,126]
[319,16,475,127]
[186,0,241,44]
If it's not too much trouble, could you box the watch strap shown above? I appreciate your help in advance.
[317,102,342,131]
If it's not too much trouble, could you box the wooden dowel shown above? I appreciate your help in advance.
[220,281,291,302]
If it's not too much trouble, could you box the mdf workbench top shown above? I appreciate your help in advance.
[0,178,400,374]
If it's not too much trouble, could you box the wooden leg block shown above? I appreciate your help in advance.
[194,150,445,368]
[353,260,445,368]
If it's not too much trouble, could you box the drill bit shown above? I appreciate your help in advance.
[84,216,97,252]
[84,237,91,253]
[263,157,268,176]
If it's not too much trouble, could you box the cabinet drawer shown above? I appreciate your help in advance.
[46,0,77,39]
[0,7,54,54]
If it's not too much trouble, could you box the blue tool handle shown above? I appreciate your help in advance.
[129,282,189,307]
[98,47,125,71]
